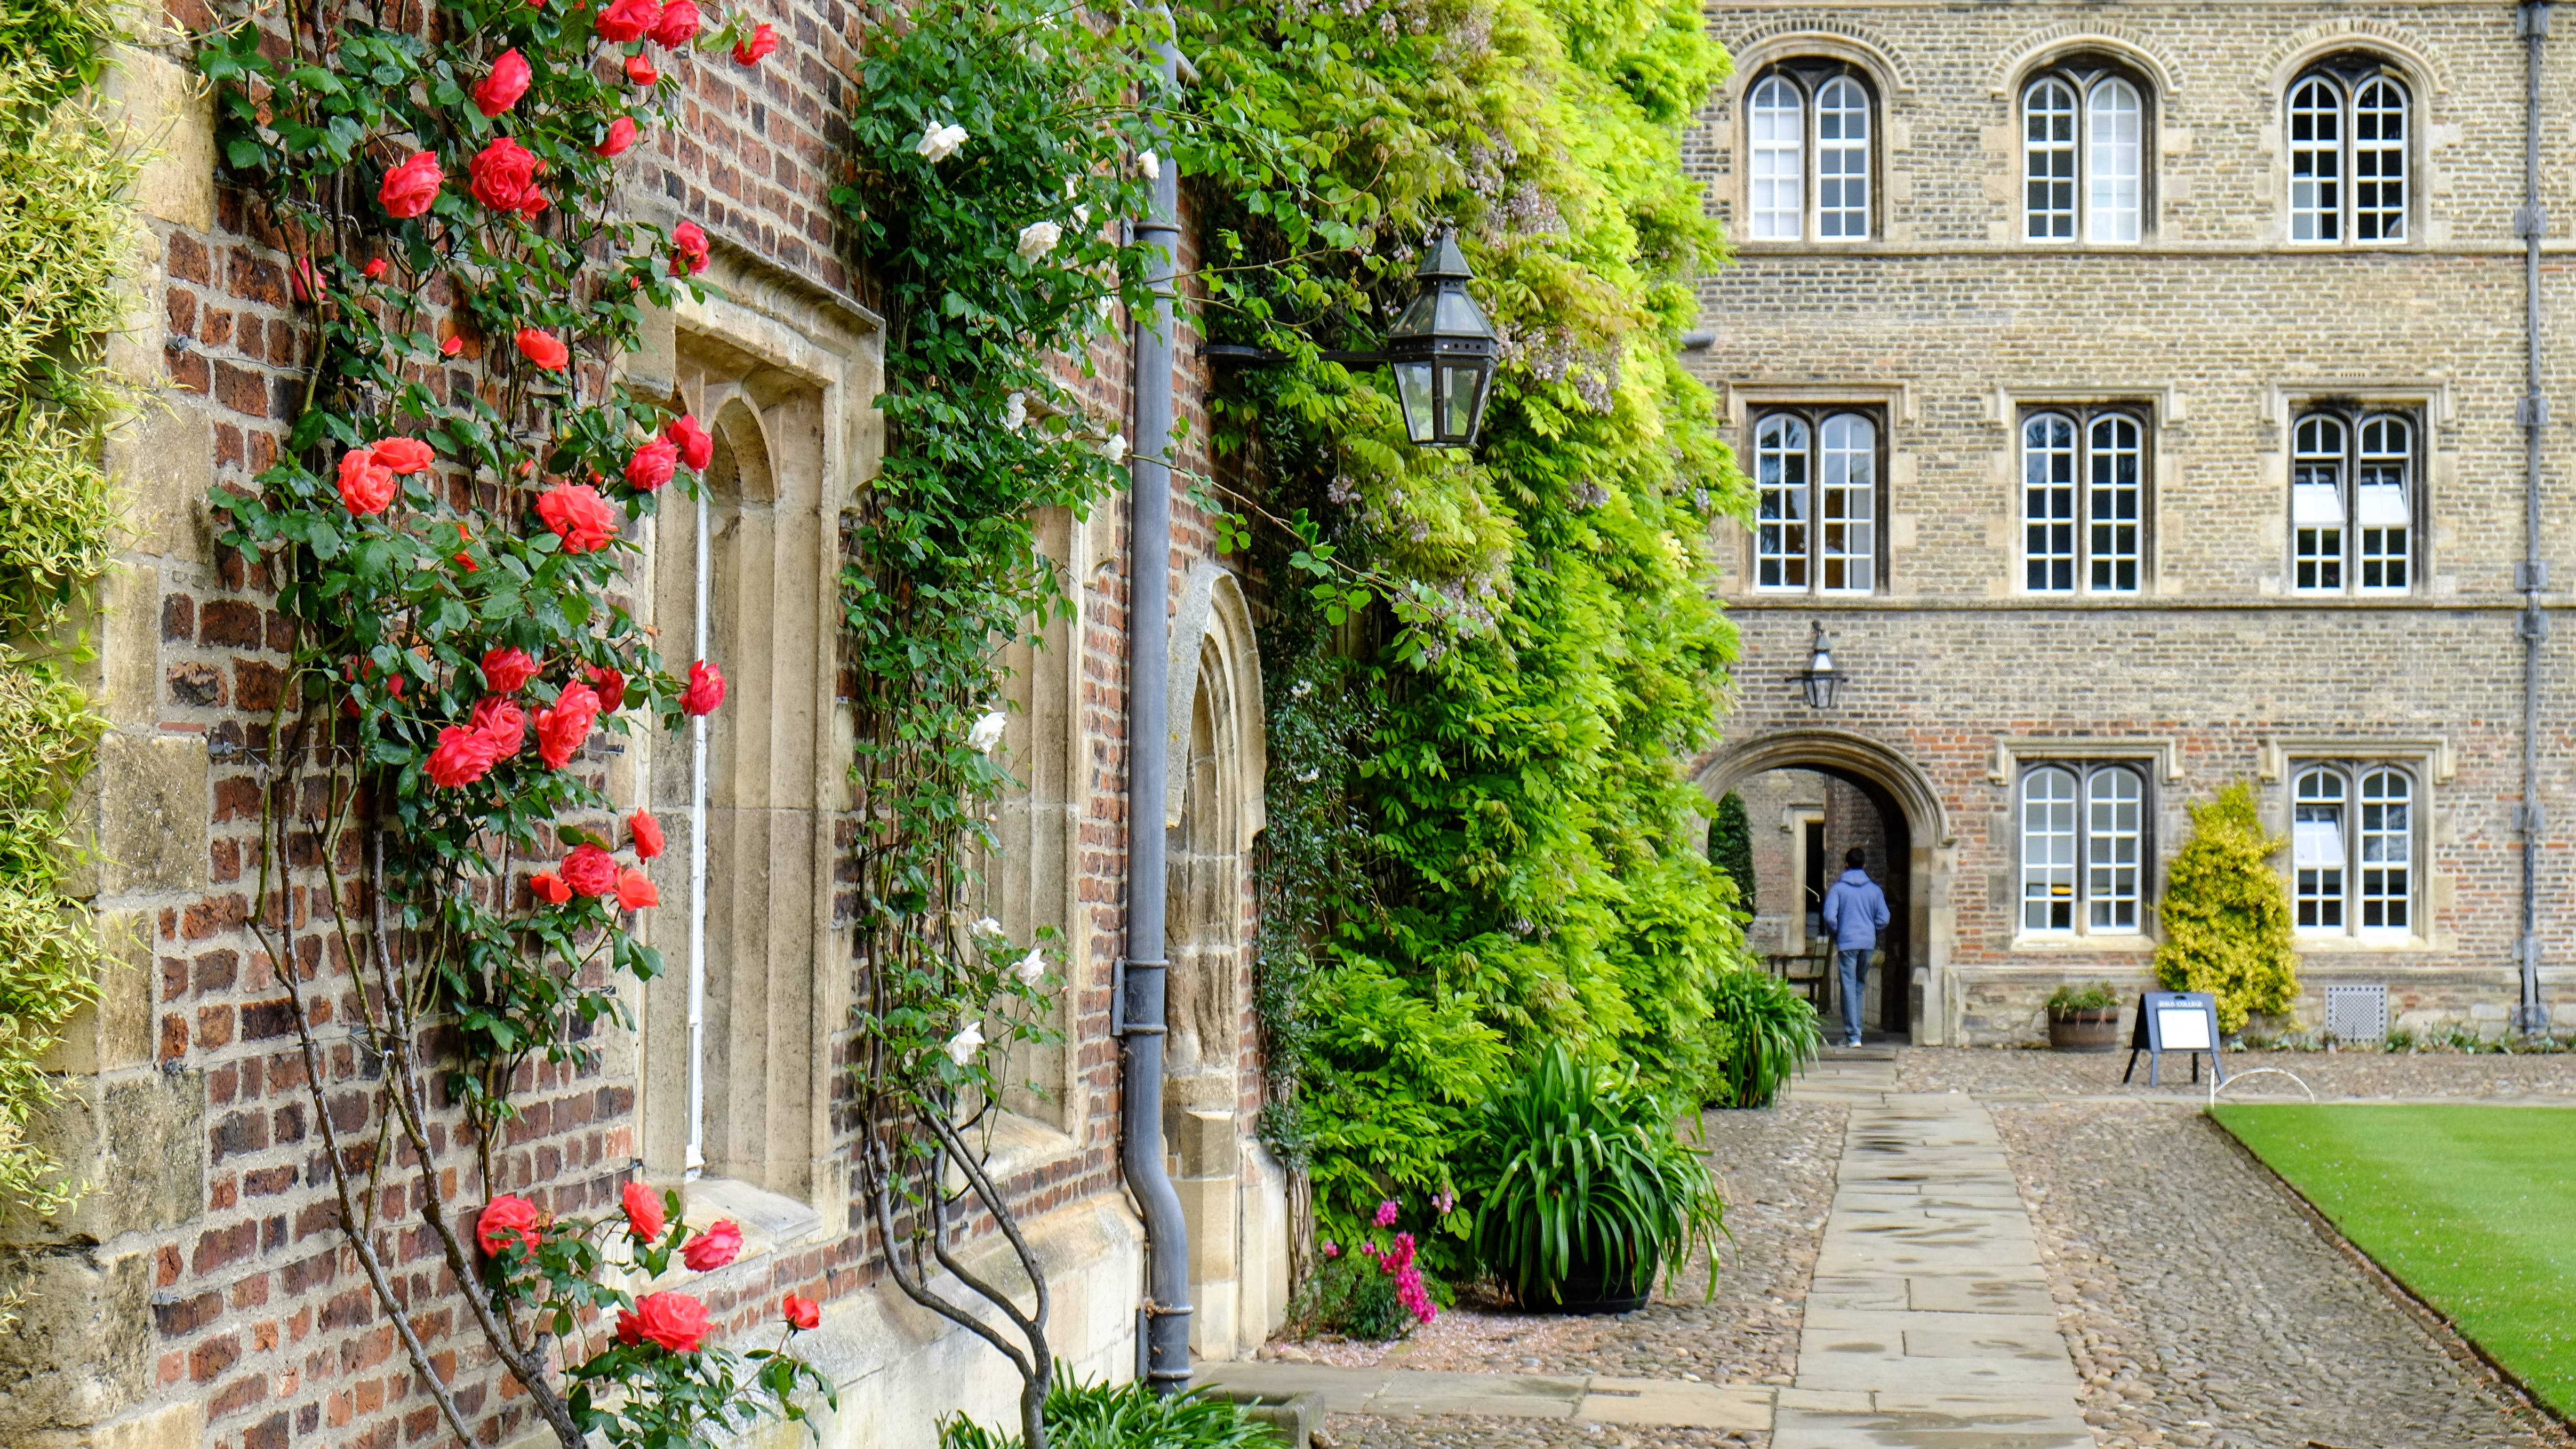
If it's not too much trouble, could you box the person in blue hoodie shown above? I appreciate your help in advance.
[1819,847,1891,1048]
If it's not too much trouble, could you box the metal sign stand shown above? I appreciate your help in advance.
[2121,990,2229,1088]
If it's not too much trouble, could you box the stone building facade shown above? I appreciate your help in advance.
[1,13,1286,1449]
[1684,0,2576,1043]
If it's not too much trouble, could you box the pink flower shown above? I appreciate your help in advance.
[664,413,713,470]
[1374,1199,1400,1229]
[468,695,527,757]
[515,326,570,371]
[624,436,678,491]
[650,0,701,46]
[681,659,725,716]
[473,48,531,116]
[535,682,602,768]
[595,115,638,157]
[468,136,547,215]
[595,0,660,42]
[370,437,435,476]
[669,221,709,276]
[622,1181,666,1241]
[336,449,397,515]
[538,483,618,553]
[681,1219,741,1270]
[379,151,443,218]
[615,868,659,910]
[562,843,618,897]
[629,808,665,859]
[425,723,501,788]
[1321,1240,1339,1259]
[733,21,776,63]
[783,1292,820,1330]
[477,1195,545,1258]
[481,646,540,693]
[615,1291,708,1353]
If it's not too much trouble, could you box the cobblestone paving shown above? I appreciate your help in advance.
[1993,1098,2574,1449]
[1319,1414,1757,1448]
[1898,1045,2576,1100]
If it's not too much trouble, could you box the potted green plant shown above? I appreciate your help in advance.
[1461,1046,1728,1315]
[2045,982,2125,1052]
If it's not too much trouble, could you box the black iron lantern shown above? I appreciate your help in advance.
[1383,232,1499,449]
[1796,622,1844,709]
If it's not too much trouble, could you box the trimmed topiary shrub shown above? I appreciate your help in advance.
[2154,781,2299,1034]
[1707,790,1755,919]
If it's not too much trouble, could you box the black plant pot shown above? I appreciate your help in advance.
[1522,1248,1651,1316]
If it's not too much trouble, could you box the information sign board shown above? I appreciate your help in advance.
[2122,990,2228,1088]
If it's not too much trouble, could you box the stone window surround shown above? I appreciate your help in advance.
[2279,53,2420,248]
[2012,397,2156,597]
[1725,383,1914,597]
[1742,61,1881,244]
[2261,380,2453,598]
[2258,735,2455,954]
[1720,34,1907,249]
[1990,386,2177,599]
[1747,401,1889,596]
[2013,52,2161,246]
[1990,736,2175,955]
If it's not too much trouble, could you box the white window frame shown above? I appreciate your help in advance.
[2288,63,2410,245]
[2291,405,2418,596]
[1751,407,1880,595]
[2019,762,2150,936]
[1740,66,1876,244]
[2292,762,2417,941]
[2020,404,2149,595]
[2021,66,2147,244]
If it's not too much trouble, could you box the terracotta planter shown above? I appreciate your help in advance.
[2047,1007,2122,1052]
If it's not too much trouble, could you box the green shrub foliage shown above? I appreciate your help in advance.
[1186,0,1756,1264]
[2155,781,2299,1032]
[939,1371,1276,1449]
[1708,790,1755,917]
[1705,966,1819,1109]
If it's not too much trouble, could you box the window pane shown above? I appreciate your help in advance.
[2088,413,2142,593]
[2359,767,2412,931]
[1750,77,1804,241]
[2023,766,2078,932]
[2295,768,2347,930]
[2023,413,2077,592]
[2293,413,2346,592]
[2087,78,2142,243]
[2086,766,2143,930]
[1755,414,1810,589]
[2354,78,2406,242]
[2357,414,2411,591]
[2290,78,2342,242]
[2025,79,2077,241]
[1817,78,1871,239]
[1819,413,1875,593]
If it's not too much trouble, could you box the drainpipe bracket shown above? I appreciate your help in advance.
[2519,561,2552,591]
[2515,205,2553,239]
[2517,395,2551,428]
[2518,609,2553,642]
[2521,1,2553,38]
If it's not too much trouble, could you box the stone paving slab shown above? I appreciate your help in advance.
[1196,1363,1775,1429]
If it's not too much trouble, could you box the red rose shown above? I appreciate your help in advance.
[535,683,601,768]
[362,257,388,279]
[650,0,701,46]
[515,327,570,371]
[615,1291,708,1354]
[622,1181,666,1241]
[379,151,443,219]
[782,1292,820,1330]
[529,871,572,905]
[624,436,679,491]
[538,483,618,553]
[665,413,713,470]
[681,659,726,717]
[337,448,397,515]
[615,868,659,910]
[562,843,619,897]
[469,137,547,215]
[425,723,502,788]
[629,807,664,859]
[733,21,777,63]
[469,696,527,757]
[370,437,435,476]
[625,52,659,86]
[669,221,709,277]
[441,334,466,358]
[473,48,531,117]
[681,1218,741,1270]
[595,116,638,157]
[482,646,540,693]
[586,662,627,713]
[477,1194,544,1257]
[595,0,660,41]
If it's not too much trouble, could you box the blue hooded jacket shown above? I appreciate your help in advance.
[1820,869,1891,951]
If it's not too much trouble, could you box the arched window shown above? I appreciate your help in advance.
[1753,408,1878,593]
[2290,62,2409,243]
[2294,763,2417,937]
[1741,66,1876,243]
[2022,63,2147,243]
[2021,763,2148,934]
[2022,404,2149,594]
[2292,406,2417,595]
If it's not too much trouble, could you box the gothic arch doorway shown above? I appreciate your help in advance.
[1699,730,1954,1044]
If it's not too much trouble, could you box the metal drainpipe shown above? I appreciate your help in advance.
[2516,0,2554,1035]
[1120,1,1194,1395]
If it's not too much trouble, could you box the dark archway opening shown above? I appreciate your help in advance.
[1732,763,1913,1036]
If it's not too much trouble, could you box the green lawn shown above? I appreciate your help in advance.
[2212,1103,2576,1416]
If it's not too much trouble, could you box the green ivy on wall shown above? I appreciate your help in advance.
[0,0,133,1221]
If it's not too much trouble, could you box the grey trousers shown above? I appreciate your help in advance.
[1836,948,1869,1043]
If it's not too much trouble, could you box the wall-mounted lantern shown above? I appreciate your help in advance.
[1796,621,1845,710]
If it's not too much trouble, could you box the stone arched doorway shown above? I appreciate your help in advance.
[1699,729,1954,1044]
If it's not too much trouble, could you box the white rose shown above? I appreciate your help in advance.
[1072,205,1090,232]
[1101,433,1127,462]
[1138,150,1161,180]
[944,1023,985,1065]
[1002,392,1028,432]
[1013,949,1046,987]
[916,122,969,163]
[1016,220,1062,260]
[970,916,1005,944]
[967,709,1009,754]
